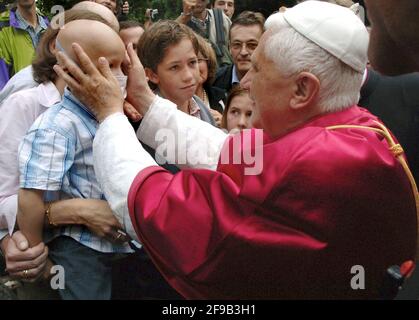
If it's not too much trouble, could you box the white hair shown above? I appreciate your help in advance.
[264,13,363,113]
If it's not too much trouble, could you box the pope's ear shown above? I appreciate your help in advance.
[145,68,159,85]
[290,72,320,110]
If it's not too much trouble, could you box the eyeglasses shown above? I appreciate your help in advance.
[230,42,259,51]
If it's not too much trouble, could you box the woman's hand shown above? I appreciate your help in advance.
[1,232,48,283]
[53,43,124,122]
[77,199,129,243]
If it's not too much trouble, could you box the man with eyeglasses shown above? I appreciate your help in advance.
[213,11,265,98]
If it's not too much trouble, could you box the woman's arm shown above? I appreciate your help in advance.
[2,197,125,283]
[47,198,125,241]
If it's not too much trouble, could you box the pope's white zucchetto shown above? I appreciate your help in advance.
[267,0,369,73]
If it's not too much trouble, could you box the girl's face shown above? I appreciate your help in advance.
[197,52,209,86]
[226,93,254,132]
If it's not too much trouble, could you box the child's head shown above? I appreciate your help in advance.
[222,86,254,132]
[137,20,200,108]
[32,9,110,85]
[72,1,119,32]
[56,19,126,78]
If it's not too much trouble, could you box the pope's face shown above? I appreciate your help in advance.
[240,32,296,139]
[365,0,419,75]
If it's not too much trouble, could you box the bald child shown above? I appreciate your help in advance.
[72,1,119,31]
[17,20,133,300]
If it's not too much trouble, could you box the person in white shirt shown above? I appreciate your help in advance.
[0,1,119,105]
[0,9,124,284]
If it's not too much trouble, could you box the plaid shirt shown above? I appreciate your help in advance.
[19,90,133,253]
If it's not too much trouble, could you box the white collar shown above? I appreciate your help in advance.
[37,81,62,108]
[232,65,240,85]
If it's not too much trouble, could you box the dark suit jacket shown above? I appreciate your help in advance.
[359,68,419,181]
[205,84,226,113]
[212,64,234,99]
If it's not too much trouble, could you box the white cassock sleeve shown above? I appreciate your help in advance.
[137,96,228,170]
[93,97,229,240]
[93,112,157,241]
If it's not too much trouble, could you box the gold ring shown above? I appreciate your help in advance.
[23,269,29,278]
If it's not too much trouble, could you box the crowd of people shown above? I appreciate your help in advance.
[0,0,418,300]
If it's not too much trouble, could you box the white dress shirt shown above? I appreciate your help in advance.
[93,96,228,240]
[0,66,37,105]
[0,82,61,240]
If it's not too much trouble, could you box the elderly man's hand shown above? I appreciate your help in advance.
[123,43,156,116]
[53,43,124,122]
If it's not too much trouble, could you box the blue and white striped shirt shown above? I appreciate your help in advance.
[19,89,133,253]
[15,9,48,48]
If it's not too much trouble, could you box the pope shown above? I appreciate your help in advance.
[54,1,418,299]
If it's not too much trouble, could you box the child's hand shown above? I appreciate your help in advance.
[209,109,223,127]
[124,100,142,122]
[41,258,55,282]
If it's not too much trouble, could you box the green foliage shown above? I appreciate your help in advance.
[36,1,298,21]
[235,0,296,17]
[36,0,182,22]
[37,0,79,15]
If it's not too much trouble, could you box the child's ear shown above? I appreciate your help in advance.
[49,38,56,54]
[145,68,159,85]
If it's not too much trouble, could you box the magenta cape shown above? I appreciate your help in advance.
[128,106,417,299]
